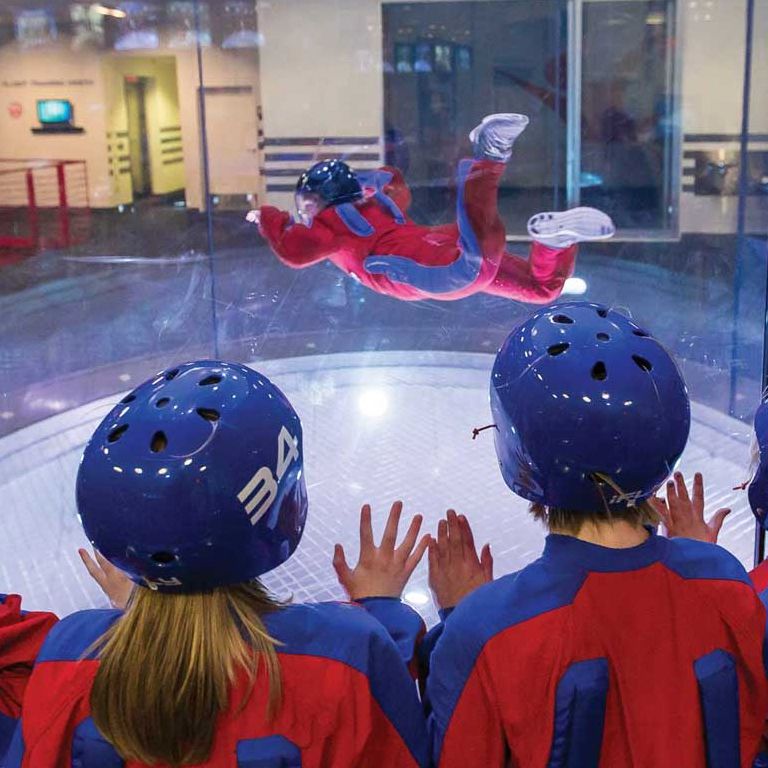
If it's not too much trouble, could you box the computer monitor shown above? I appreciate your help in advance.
[37,99,74,126]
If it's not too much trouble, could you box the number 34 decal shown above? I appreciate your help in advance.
[237,426,300,525]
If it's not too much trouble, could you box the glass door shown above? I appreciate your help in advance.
[574,0,679,235]
[382,0,569,234]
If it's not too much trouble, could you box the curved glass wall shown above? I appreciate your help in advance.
[0,0,766,617]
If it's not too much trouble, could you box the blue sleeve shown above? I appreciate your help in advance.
[266,602,430,766]
[0,716,17,767]
[356,597,425,667]
[2,723,24,767]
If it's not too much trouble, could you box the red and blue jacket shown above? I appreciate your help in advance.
[0,596,57,761]
[424,531,768,767]
[3,599,428,768]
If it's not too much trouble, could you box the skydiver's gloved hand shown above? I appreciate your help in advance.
[78,548,134,610]
[428,509,493,611]
[333,501,431,601]
[527,206,616,249]
[649,472,731,544]
[245,209,261,227]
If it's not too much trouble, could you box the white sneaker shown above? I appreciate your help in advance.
[527,207,615,249]
[469,113,530,163]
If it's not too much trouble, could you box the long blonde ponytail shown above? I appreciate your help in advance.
[90,581,282,767]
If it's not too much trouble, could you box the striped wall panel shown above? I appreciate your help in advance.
[159,125,183,167]
[260,135,383,194]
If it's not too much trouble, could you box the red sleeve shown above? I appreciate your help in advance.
[0,595,58,721]
[380,166,412,214]
[750,560,768,595]
[258,205,336,268]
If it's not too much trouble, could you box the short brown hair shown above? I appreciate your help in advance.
[530,473,661,535]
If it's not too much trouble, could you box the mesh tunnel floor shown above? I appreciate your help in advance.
[0,351,756,626]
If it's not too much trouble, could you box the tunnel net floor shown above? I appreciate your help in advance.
[0,351,755,626]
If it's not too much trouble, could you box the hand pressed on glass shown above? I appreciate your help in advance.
[649,472,730,544]
[428,510,493,611]
[333,501,430,601]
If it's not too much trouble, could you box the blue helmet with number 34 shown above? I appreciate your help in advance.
[76,360,307,592]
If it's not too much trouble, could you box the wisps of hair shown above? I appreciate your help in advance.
[530,472,660,535]
[90,581,282,767]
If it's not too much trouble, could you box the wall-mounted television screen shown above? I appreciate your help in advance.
[37,99,74,125]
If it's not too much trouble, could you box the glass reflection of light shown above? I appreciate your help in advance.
[134,467,143,474]
[404,590,430,607]
[158,468,168,476]
[113,466,123,473]
[357,388,390,418]
[184,458,193,466]
[562,277,588,296]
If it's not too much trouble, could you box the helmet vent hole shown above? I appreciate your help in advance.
[107,424,129,443]
[150,431,167,453]
[165,368,180,381]
[150,551,177,565]
[596,308,608,318]
[547,342,570,356]
[591,362,608,381]
[633,329,649,337]
[552,314,574,325]
[199,374,222,387]
[120,394,136,404]
[156,397,170,409]
[596,333,610,342]
[197,407,220,423]
[633,355,653,372]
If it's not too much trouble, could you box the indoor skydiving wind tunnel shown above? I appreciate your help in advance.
[0,0,765,622]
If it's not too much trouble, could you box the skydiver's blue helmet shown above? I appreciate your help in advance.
[296,159,363,207]
[76,361,307,592]
[491,302,690,512]
[749,400,768,525]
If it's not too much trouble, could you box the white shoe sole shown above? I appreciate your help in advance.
[469,113,530,145]
[527,207,616,242]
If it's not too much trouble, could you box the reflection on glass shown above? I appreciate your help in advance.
[69,3,105,49]
[14,9,57,48]
[580,1,676,231]
[222,1,263,49]
[166,1,211,49]
[114,1,159,51]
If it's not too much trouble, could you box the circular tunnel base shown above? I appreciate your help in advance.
[0,351,756,626]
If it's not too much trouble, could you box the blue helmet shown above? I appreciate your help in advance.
[76,361,307,592]
[490,302,690,512]
[749,400,768,525]
[296,159,363,206]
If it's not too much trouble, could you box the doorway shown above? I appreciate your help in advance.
[124,76,152,198]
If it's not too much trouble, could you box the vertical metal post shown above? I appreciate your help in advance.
[25,169,39,248]
[731,0,762,565]
[566,0,582,209]
[56,162,70,247]
[194,0,220,357]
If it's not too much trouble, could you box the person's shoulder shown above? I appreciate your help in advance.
[446,556,584,645]
[662,537,752,587]
[36,608,122,663]
[266,602,397,672]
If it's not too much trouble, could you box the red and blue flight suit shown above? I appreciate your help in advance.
[419,302,768,767]
[3,598,427,768]
[257,160,577,304]
[1,360,430,768]
[0,595,57,761]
